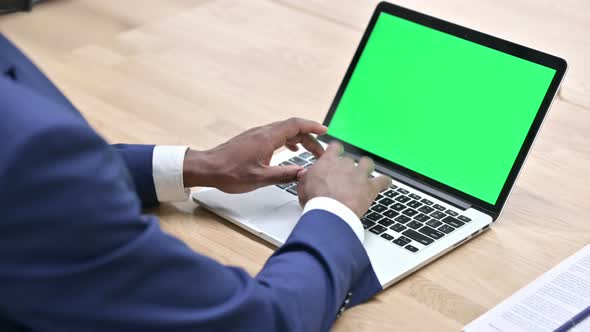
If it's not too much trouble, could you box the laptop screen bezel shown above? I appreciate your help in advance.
[319,1,567,219]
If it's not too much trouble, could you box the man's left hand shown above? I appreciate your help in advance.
[183,117,327,193]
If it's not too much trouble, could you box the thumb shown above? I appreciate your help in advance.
[296,168,308,181]
[261,165,302,185]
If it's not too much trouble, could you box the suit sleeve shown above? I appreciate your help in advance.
[111,143,159,207]
[0,123,382,331]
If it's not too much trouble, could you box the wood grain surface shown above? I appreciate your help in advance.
[1,1,588,331]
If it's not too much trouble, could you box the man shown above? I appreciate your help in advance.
[0,34,391,331]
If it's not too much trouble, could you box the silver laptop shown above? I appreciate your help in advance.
[193,2,567,289]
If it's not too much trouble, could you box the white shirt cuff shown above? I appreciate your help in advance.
[302,197,364,243]
[152,145,190,202]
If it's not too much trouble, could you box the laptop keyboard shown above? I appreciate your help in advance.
[276,152,472,253]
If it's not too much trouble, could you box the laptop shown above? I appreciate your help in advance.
[193,2,567,289]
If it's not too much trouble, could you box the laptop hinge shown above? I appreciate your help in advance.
[374,163,471,210]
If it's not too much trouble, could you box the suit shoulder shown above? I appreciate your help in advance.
[0,77,96,153]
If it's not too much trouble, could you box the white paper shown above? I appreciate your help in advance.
[464,244,590,332]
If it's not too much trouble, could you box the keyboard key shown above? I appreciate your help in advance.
[433,204,446,211]
[418,225,445,240]
[446,210,459,217]
[438,224,455,234]
[418,206,434,214]
[303,163,313,169]
[369,225,387,235]
[402,208,418,217]
[380,233,394,241]
[397,188,410,194]
[406,220,422,230]
[395,195,411,203]
[420,198,433,205]
[279,161,295,166]
[400,235,412,242]
[407,200,422,208]
[402,229,434,246]
[299,151,313,159]
[289,156,307,166]
[409,193,421,200]
[378,219,394,227]
[361,217,375,229]
[379,198,395,206]
[458,215,472,222]
[277,182,293,189]
[426,219,442,228]
[441,216,465,228]
[390,203,406,211]
[393,236,411,246]
[430,211,446,219]
[365,212,383,222]
[405,244,419,253]
[287,185,298,195]
[394,215,411,224]
[377,193,385,200]
[383,190,399,198]
[414,213,430,222]
[390,223,407,232]
[371,204,387,213]
[390,184,398,189]
[383,210,399,219]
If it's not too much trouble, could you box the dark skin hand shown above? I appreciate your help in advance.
[183,117,327,193]
[297,142,392,217]
[183,118,392,217]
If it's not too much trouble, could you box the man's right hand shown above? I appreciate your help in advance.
[297,142,392,217]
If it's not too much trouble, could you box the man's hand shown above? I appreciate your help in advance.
[297,142,392,217]
[183,118,327,193]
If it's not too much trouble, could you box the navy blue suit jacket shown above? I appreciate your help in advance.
[0,34,381,331]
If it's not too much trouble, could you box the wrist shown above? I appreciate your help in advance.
[303,197,364,243]
[303,194,364,218]
[183,149,218,188]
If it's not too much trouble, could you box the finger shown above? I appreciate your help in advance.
[272,118,327,148]
[259,165,303,185]
[357,156,375,176]
[341,155,355,168]
[296,168,308,181]
[299,134,325,158]
[285,133,325,158]
[283,117,328,135]
[323,141,344,160]
[286,143,299,152]
[370,175,392,193]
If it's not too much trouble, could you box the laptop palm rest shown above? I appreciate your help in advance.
[194,186,301,246]
[249,201,302,245]
[195,186,294,223]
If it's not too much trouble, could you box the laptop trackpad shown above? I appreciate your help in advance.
[195,186,294,223]
[249,201,303,245]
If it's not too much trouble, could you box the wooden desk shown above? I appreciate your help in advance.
[1,1,589,330]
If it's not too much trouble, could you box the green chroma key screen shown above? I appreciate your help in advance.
[327,13,556,205]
